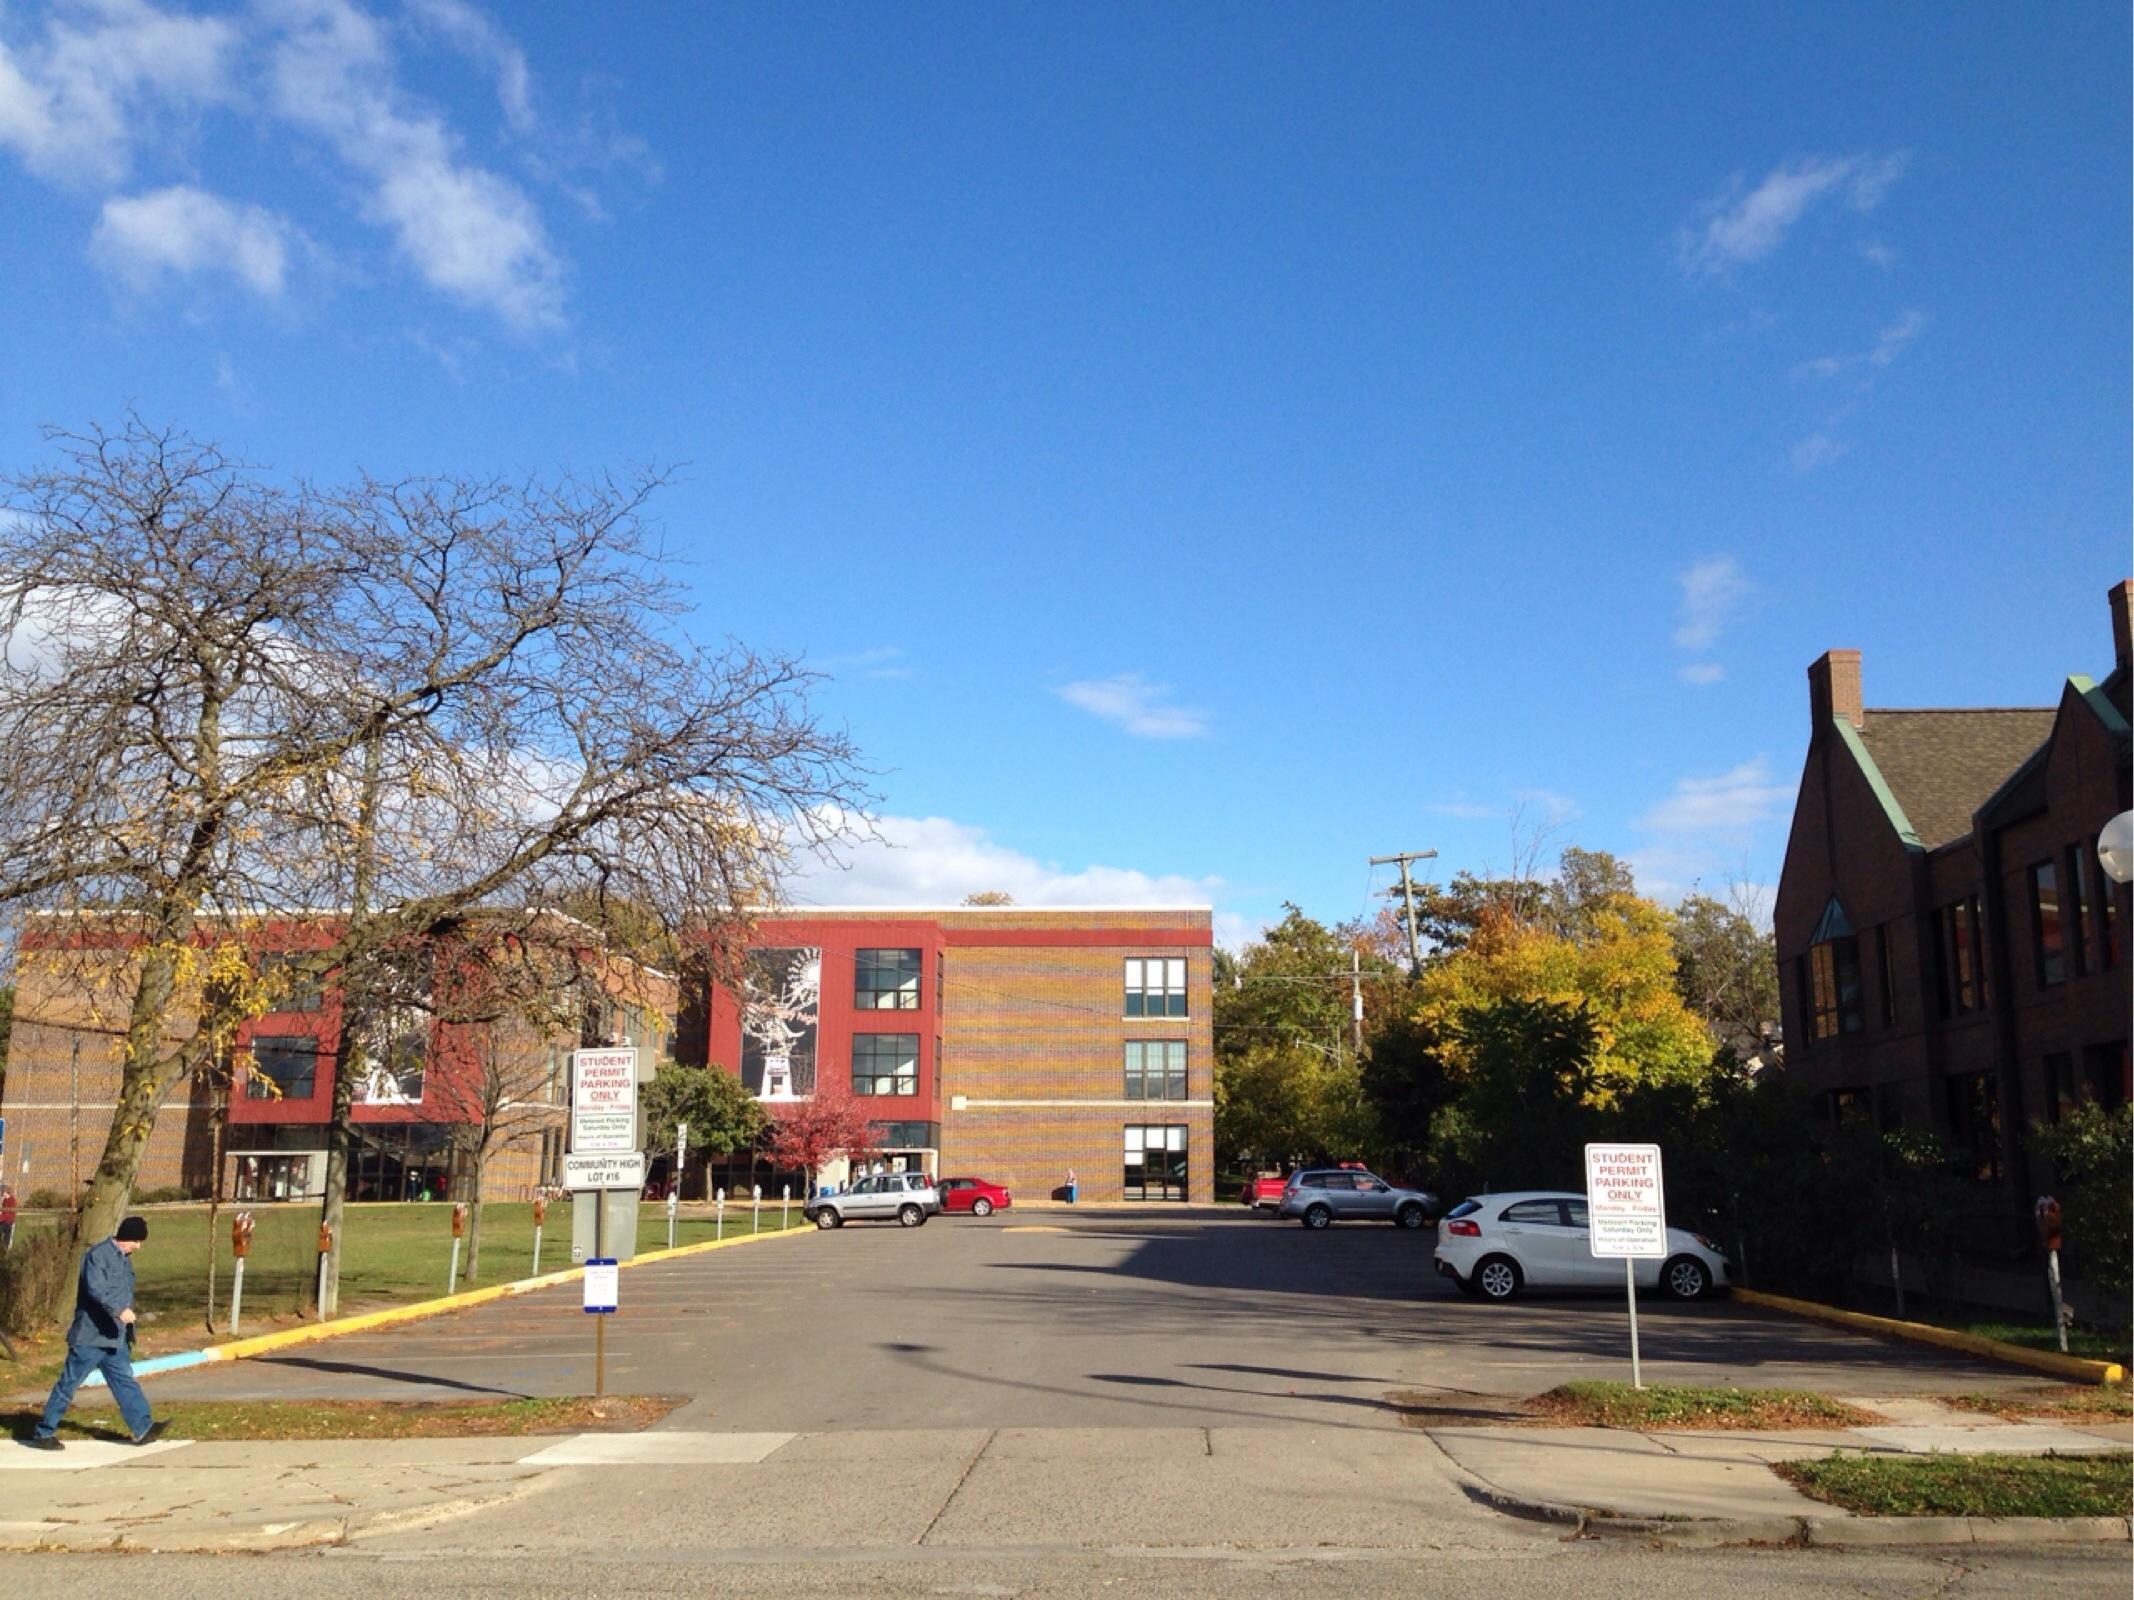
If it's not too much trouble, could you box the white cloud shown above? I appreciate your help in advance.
[406,0,532,134]
[260,0,564,329]
[1790,432,1846,472]
[1672,556,1749,651]
[820,645,912,681]
[91,184,292,296]
[1056,673,1209,740]
[1636,758,1791,834]
[1427,800,1499,820]
[0,0,235,188]
[783,812,1222,911]
[1678,151,1910,276]
[1870,307,1926,366]
[1676,662,1726,686]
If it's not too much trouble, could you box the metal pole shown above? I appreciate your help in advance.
[1350,947,1362,1055]
[2047,1248,2069,1354]
[69,1034,81,1197]
[230,1258,245,1335]
[781,1184,790,1231]
[532,1221,543,1276]
[1369,850,1438,976]
[593,1186,606,1398]
[1625,1257,1643,1389]
[1889,1242,1905,1320]
[715,1187,724,1241]
[448,1237,462,1296]
[666,1188,677,1250]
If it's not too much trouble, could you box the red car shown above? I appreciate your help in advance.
[937,1176,1012,1216]
[1239,1174,1287,1209]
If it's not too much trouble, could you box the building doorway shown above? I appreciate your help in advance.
[1123,1124,1187,1200]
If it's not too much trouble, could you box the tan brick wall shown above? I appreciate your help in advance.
[937,931,1215,1203]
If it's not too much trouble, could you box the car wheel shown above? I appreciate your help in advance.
[971,1197,993,1217]
[898,1204,924,1227]
[813,1209,840,1229]
[1662,1254,1712,1301]
[1396,1203,1426,1229]
[1473,1255,1522,1302]
[1302,1204,1333,1230]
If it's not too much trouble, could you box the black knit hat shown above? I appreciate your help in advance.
[115,1216,148,1242]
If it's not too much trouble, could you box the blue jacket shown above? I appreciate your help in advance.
[66,1237,135,1350]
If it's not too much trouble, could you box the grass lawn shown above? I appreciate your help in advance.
[1531,1381,1879,1430]
[1953,1320,2133,1367]
[6,1393,681,1442]
[1947,1385,2132,1424]
[1776,1452,2133,1518]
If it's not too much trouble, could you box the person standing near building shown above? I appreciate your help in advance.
[23,1215,166,1451]
[1065,1168,1078,1204]
[0,1183,16,1251]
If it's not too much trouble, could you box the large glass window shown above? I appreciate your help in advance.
[1123,1124,1188,1200]
[256,953,323,1012]
[1801,939,1861,1041]
[1125,957,1187,1017]
[852,1033,918,1096]
[855,948,922,1010]
[1124,1040,1187,1100]
[2029,861,2064,988]
[1874,924,1898,1027]
[2063,847,2090,978]
[1935,898,1986,1015]
[1945,1070,2002,1183]
[2095,845,2120,969]
[245,1035,318,1099]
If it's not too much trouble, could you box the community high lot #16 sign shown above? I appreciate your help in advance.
[1583,1143,1667,1258]
[571,1048,638,1154]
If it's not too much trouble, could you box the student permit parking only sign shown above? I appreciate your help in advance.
[1583,1143,1667,1259]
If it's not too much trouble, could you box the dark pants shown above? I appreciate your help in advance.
[37,1341,152,1440]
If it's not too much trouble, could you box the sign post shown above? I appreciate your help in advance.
[448,1201,468,1294]
[569,1046,641,1396]
[676,1121,689,1201]
[1584,1143,1668,1390]
[531,1193,547,1278]
[229,1212,255,1334]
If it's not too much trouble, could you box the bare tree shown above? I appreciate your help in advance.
[0,420,869,1319]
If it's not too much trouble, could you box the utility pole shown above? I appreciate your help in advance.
[1369,849,1439,975]
[1350,946,1362,1055]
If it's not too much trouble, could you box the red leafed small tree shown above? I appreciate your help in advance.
[763,1083,880,1197]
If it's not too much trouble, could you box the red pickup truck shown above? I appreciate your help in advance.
[1238,1173,1288,1209]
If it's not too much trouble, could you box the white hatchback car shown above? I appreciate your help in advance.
[1431,1190,1731,1302]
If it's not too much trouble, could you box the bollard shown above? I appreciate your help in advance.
[715,1187,725,1241]
[531,1194,548,1278]
[666,1186,678,1249]
[315,1220,333,1320]
[752,1183,761,1235]
[448,1200,467,1294]
[781,1183,790,1231]
[229,1211,255,1335]
[2037,1197,2070,1354]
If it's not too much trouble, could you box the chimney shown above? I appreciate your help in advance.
[2111,579,2132,671]
[1808,649,1863,732]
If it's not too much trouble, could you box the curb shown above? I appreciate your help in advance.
[1581,1512,2133,1549]
[1733,1288,2127,1384]
[92,1220,810,1387]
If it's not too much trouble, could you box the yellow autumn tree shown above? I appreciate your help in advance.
[1411,893,1715,1106]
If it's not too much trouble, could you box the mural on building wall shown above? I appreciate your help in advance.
[741,947,820,1099]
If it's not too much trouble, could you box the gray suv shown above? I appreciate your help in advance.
[805,1172,942,1228]
[1277,1168,1438,1230]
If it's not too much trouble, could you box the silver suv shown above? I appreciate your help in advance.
[1277,1168,1439,1229]
[805,1172,942,1228]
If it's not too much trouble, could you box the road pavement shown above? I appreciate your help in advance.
[112,1208,2042,1426]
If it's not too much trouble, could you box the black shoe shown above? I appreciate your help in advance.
[22,1435,63,1451]
[130,1421,170,1446]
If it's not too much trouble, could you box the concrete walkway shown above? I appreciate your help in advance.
[4,1400,2126,1555]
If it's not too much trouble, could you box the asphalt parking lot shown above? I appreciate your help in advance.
[114,1208,2040,1428]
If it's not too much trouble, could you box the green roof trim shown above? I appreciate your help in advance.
[2068,674,2130,736]
[1832,716,1925,853]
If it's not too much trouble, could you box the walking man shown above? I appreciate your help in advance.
[23,1215,166,1451]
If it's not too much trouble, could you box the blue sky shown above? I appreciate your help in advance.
[1,1,2127,944]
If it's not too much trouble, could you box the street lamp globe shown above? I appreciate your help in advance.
[2099,809,2134,886]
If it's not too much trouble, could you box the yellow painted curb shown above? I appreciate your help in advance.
[1734,1288,2127,1384]
[177,1222,811,1369]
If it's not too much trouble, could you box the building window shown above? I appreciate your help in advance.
[2084,1041,2130,1108]
[256,953,324,1012]
[1799,899,1862,1042]
[2044,1052,2078,1121]
[2062,846,2090,978]
[1125,1040,1187,1100]
[2029,861,2064,988]
[855,948,922,1010]
[1874,924,1898,1027]
[1125,957,1187,1018]
[1935,897,1986,1015]
[2094,845,2120,969]
[1826,1087,1872,1124]
[1945,1070,2002,1183]
[245,1035,318,1099]
[1123,1124,1188,1200]
[852,1033,918,1096]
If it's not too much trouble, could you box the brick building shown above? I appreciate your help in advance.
[694,906,1216,1203]
[1774,581,2132,1225]
[1,915,670,1206]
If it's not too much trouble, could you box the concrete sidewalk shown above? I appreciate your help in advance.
[1426,1395,2132,1547]
[3,1402,2127,1555]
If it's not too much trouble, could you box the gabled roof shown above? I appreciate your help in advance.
[1851,707,2055,850]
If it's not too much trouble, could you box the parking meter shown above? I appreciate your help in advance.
[231,1211,255,1259]
[452,1201,468,1237]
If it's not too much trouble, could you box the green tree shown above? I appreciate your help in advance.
[1434,997,1599,1192]
[1671,891,1779,1057]
[642,1064,767,1199]
[1358,1010,1454,1183]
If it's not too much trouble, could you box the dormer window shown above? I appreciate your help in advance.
[1798,898,1864,1042]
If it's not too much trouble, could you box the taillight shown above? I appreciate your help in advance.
[1445,1219,1480,1237]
